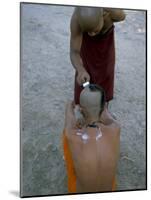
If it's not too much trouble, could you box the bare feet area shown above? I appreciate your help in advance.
[21,4,146,196]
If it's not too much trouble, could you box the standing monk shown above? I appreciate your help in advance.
[70,7,126,104]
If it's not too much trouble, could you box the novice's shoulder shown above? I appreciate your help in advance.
[101,119,121,136]
[108,119,121,132]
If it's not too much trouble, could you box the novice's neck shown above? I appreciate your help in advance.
[84,115,100,125]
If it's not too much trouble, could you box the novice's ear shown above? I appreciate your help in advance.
[79,107,86,118]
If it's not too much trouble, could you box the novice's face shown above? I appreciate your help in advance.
[87,17,104,36]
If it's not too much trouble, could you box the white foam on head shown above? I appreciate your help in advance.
[82,133,89,140]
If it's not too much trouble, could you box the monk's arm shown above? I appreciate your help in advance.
[70,12,90,85]
[70,13,85,73]
[104,8,126,22]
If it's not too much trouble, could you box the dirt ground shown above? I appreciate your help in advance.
[20,4,146,197]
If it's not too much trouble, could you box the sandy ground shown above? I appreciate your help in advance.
[20,4,146,197]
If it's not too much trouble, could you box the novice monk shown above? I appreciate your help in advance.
[63,84,120,193]
[70,7,126,104]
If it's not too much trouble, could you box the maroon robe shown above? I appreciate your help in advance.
[74,25,115,104]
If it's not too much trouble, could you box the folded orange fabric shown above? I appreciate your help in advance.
[63,129,76,193]
[63,129,116,193]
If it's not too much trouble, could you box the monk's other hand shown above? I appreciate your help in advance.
[77,69,90,86]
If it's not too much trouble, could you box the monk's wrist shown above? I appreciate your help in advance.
[77,66,86,74]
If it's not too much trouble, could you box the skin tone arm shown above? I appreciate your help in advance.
[70,11,90,85]
[104,8,126,22]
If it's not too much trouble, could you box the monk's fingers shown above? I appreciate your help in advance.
[82,72,90,83]
[77,71,90,85]
[81,76,86,84]
[79,73,85,85]
[79,76,87,85]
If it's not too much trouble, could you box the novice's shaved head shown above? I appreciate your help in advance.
[76,7,104,32]
[80,84,105,118]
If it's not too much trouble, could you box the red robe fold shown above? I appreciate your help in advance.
[74,26,115,104]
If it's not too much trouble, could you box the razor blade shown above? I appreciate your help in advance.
[82,81,90,88]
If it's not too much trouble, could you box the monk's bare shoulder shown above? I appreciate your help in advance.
[70,8,82,35]
[104,8,126,22]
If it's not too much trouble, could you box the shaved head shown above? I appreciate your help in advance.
[76,7,104,32]
[80,84,105,118]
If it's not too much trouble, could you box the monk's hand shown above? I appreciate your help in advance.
[77,69,90,86]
